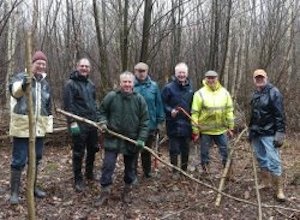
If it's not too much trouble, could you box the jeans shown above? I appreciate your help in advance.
[251,136,282,176]
[100,150,136,187]
[11,137,44,170]
[200,133,228,166]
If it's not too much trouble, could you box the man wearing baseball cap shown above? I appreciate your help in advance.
[249,69,286,201]
[9,51,53,204]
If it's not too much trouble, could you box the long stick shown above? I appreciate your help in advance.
[56,108,300,213]
[25,31,36,220]
[251,144,263,220]
[215,127,247,206]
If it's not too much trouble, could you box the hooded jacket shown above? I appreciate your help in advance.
[134,76,165,131]
[9,72,53,137]
[63,70,98,123]
[191,80,234,135]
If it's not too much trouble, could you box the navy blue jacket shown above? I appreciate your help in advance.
[249,83,285,138]
[161,78,193,137]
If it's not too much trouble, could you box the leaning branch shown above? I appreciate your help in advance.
[55,108,300,213]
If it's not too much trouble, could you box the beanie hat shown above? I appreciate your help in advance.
[32,51,47,63]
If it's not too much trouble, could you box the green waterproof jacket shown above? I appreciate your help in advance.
[98,90,149,155]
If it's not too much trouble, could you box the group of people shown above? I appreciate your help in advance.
[8,51,287,206]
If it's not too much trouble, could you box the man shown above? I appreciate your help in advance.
[133,62,165,178]
[9,51,53,204]
[95,71,149,206]
[63,58,99,192]
[249,69,286,201]
[161,62,193,178]
[191,70,234,174]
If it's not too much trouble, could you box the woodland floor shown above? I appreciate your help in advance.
[0,131,299,220]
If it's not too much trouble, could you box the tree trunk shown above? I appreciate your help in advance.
[119,0,129,71]
[140,0,152,62]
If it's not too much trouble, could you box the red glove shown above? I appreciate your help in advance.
[191,133,199,142]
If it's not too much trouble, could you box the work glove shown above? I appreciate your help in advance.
[22,73,31,91]
[99,123,108,133]
[136,140,145,150]
[191,133,199,142]
[274,132,285,148]
[70,122,80,136]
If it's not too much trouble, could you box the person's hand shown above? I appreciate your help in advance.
[70,122,80,135]
[99,124,108,133]
[227,129,234,138]
[274,132,285,148]
[191,133,199,142]
[171,109,178,118]
[136,140,145,150]
[22,73,31,91]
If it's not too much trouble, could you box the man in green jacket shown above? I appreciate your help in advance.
[95,71,149,206]
[191,70,234,174]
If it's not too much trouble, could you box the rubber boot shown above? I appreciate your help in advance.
[85,150,96,180]
[273,175,286,202]
[95,186,111,207]
[122,184,132,203]
[170,155,179,180]
[73,157,85,192]
[10,168,22,205]
[34,168,46,198]
[258,170,271,190]
[142,151,152,178]
[181,154,189,171]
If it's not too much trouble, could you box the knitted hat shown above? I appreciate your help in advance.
[32,51,47,63]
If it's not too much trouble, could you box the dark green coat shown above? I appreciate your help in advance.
[98,90,149,155]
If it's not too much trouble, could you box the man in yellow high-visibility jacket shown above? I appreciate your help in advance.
[191,70,234,174]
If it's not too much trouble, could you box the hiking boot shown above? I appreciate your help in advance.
[122,184,132,203]
[258,170,271,190]
[273,175,286,202]
[74,179,85,192]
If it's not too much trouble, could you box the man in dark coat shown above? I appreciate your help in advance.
[249,69,286,201]
[161,62,193,179]
[63,58,99,192]
[95,71,149,206]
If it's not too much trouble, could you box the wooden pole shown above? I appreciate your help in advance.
[251,144,263,220]
[25,31,36,220]
[55,108,300,213]
[215,127,247,206]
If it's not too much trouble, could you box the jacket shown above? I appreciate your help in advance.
[98,90,149,155]
[63,71,98,124]
[161,78,193,137]
[134,76,165,131]
[9,72,53,137]
[249,83,285,137]
[191,80,234,135]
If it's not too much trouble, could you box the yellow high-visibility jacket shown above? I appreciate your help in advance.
[191,80,234,135]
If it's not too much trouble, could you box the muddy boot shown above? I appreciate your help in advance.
[95,186,111,207]
[181,154,189,172]
[10,168,22,205]
[34,168,46,198]
[273,175,286,202]
[121,184,132,203]
[258,170,271,190]
[74,178,85,192]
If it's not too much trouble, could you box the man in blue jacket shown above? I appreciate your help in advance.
[133,62,165,178]
[161,62,193,179]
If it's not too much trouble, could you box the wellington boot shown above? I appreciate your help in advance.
[258,170,271,190]
[95,186,111,207]
[273,175,286,202]
[34,168,46,198]
[10,169,22,205]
